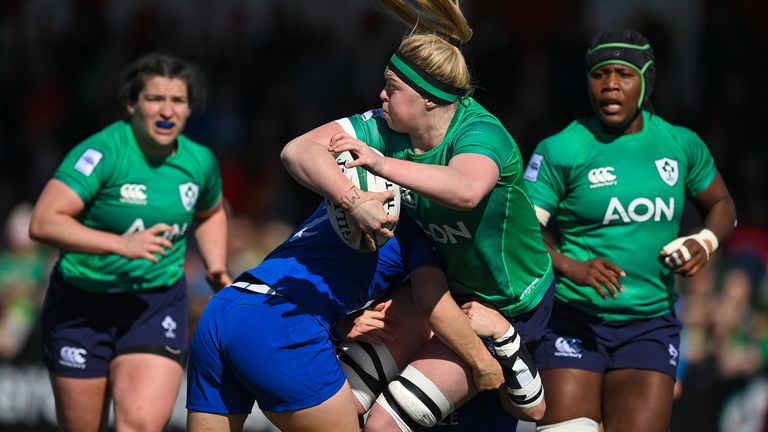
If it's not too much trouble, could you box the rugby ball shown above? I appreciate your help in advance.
[326,150,400,252]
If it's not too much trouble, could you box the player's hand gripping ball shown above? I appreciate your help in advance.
[326,150,400,252]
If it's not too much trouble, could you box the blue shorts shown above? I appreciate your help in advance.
[532,300,682,378]
[454,277,555,344]
[186,286,345,414]
[433,390,518,432]
[41,266,188,377]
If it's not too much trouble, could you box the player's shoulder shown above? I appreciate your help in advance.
[646,113,703,147]
[453,98,512,142]
[54,121,130,182]
[345,108,390,136]
[534,116,593,162]
[77,120,130,152]
[460,98,505,127]
[179,134,215,159]
[347,108,385,127]
[360,108,384,122]
[544,116,593,144]
[65,120,131,167]
[177,135,220,180]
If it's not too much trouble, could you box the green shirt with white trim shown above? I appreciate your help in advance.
[53,120,222,293]
[524,111,716,320]
[340,98,553,318]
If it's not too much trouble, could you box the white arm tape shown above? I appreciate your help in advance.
[493,325,520,358]
[534,206,551,227]
[698,228,719,252]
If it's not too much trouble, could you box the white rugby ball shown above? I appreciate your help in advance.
[326,150,400,252]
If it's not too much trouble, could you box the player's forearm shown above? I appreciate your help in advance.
[281,135,354,202]
[543,239,574,277]
[29,211,126,255]
[702,195,737,246]
[429,293,498,369]
[193,205,229,274]
[411,267,495,369]
[379,158,484,210]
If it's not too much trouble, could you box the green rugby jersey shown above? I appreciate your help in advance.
[524,111,716,320]
[341,98,553,317]
[53,120,222,293]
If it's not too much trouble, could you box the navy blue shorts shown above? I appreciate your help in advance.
[454,278,555,344]
[532,300,682,378]
[41,267,188,377]
[186,286,345,414]
[433,389,518,432]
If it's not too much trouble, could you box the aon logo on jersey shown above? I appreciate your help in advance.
[602,197,674,225]
[124,218,189,241]
[417,220,473,245]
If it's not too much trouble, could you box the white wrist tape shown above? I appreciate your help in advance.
[493,325,520,358]
[661,228,719,267]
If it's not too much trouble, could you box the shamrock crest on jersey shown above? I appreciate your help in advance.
[654,158,679,187]
[179,182,199,211]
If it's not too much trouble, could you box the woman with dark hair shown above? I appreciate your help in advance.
[29,52,230,431]
[515,29,737,431]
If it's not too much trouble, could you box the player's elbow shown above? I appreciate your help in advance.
[449,189,485,210]
[28,212,50,243]
[280,139,300,168]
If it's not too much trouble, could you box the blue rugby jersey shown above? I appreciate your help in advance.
[244,203,443,329]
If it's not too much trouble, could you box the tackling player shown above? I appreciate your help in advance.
[185,206,509,432]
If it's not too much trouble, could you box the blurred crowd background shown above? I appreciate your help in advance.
[0,0,765,431]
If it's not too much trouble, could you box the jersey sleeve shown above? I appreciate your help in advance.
[52,134,114,204]
[678,127,716,196]
[196,148,223,212]
[452,121,514,173]
[523,139,567,214]
[341,109,389,153]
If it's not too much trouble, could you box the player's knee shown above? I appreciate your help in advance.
[115,415,168,432]
[537,417,600,432]
[375,365,454,431]
[338,341,399,412]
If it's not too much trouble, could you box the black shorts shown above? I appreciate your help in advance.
[42,266,188,377]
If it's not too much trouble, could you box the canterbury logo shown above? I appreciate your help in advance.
[59,346,87,369]
[119,184,148,205]
[553,337,583,359]
[587,167,617,188]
